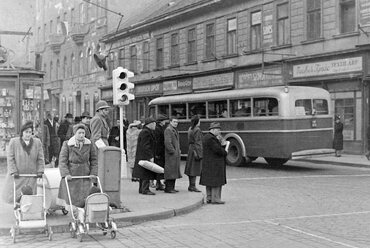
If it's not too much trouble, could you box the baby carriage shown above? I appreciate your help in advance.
[10,174,53,243]
[65,175,117,242]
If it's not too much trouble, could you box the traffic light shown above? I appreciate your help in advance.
[112,67,135,105]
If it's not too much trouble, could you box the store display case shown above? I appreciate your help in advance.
[0,82,16,157]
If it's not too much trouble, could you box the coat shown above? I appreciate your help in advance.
[44,118,60,157]
[154,123,166,167]
[2,137,45,204]
[126,127,141,169]
[132,127,157,180]
[58,137,98,205]
[200,132,227,187]
[333,121,344,150]
[185,126,203,176]
[164,124,182,180]
[90,114,110,147]
[58,120,73,145]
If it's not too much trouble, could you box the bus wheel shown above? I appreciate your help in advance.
[226,139,245,167]
[264,157,289,166]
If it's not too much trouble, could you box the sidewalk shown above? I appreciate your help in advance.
[295,153,370,168]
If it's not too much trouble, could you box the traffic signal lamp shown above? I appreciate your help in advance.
[112,67,135,105]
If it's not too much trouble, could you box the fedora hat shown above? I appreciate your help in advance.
[209,122,221,130]
[95,100,110,111]
[64,113,73,119]
[144,117,156,126]
[156,114,169,122]
[81,111,91,118]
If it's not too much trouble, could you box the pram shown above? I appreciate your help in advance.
[10,174,53,243]
[65,175,117,242]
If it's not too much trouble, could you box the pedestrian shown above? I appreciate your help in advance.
[80,111,92,139]
[132,117,157,195]
[333,115,344,157]
[57,123,98,208]
[200,122,228,204]
[2,121,45,204]
[58,113,74,146]
[126,120,142,181]
[185,115,203,192]
[90,100,110,150]
[34,121,50,164]
[164,116,182,193]
[154,114,168,191]
[44,112,60,166]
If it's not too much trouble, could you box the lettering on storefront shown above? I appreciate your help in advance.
[163,78,193,95]
[293,57,363,78]
[193,73,233,90]
[237,68,282,88]
[135,83,163,96]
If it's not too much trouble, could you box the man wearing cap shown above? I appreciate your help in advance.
[90,100,110,149]
[80,111,91,139]
[132,117,157,195]
[58,113,74,147]
[153,114,168,191]
[200,122,227,204]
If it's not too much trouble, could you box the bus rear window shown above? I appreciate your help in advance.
[171,103,186,119]
[158,104,169,117]
[295,99,328,115]
[313,99,328,115]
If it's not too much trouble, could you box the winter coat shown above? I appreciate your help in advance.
[90,114,110,148]
[58,120,73,145]
[200,132,227,187]
[83,123,91,139]
[164,124,182,180]
[154,123,166,167]
[44,119,60,157]
[132,127,157,180]
[2,137,45,204]
[333,121,344,150]
[126,127,141,169]
[185,126,203,176]
[58,137,98,205]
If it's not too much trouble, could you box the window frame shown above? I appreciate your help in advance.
[170,33,179,66]
[276,2,290,46]
[226,18,237,55]
[205,22,216,60]
[187,27,197,64]
[142,41,150,71]
[251,10,262,51]
[156,37,164,69]
[306,0,322,40]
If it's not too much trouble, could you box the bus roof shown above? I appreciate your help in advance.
[149,86,330,105]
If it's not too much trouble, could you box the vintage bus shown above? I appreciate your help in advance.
[148,86,334,167]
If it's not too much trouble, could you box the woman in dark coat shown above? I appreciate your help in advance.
[200,122,227,204]
[58,123,98,207]
[185,115,203,192]
[333,115,344,157]
[132,117,157,195]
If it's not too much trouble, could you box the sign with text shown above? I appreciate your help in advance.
[135,83,163,96]
[163,78,193,95]
[193,73,234,90]
[237,67,283,88]
[293,57,363,78]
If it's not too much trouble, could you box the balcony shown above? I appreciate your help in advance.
[70,24,90,45]
[49,34,65,53]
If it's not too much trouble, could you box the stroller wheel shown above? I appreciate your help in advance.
[62,208,68,215]
[110,230,116,239]
[69,223,76,238]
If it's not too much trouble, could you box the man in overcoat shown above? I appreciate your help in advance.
[44,112,60,166]
[153,114,168,190]
[132,117,157,195]
[164,117,182,193]
[200,122,227,204]
[90,100,110,149]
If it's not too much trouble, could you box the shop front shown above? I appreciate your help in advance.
[134,81,163,121]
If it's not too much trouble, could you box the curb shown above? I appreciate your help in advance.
[295,159,370,169]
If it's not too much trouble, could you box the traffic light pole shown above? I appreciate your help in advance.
[120,106,128,178]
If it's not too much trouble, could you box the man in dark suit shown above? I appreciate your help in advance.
[44,112,60,166]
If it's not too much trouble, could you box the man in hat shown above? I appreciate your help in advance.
[44,112,59,165]
[80,111,92,139]
[90,100,110,149]
[200,122,228,204]
[58,113,74,146]
[132,117,157,195]
[153,114,169,191]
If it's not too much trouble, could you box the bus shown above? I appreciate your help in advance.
[148,86,334,167]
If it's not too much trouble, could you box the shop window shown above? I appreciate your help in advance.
[170,33,179,66]
[205,23,215,60]
[227,18,237,55]
[158,104,169,117]
[130,45,137,73]
[171,103,186,119]
[230,98,251,117]
[277,2,290,46]
[0,81,16,157]
[307,0,321,40]
[188,102,206,118]
[251,11,261,50]
[187,28,196,63]
[340,0,356,34]
[208,100,227,118]
[143,41,150,71]
[156,37,164,69]
[335,98,354,140]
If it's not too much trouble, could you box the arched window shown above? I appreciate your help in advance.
[63,56,67,78]
[79,51,84,75]
[71,53,75,76]
[87,47,92,73]
[56,59,60,79]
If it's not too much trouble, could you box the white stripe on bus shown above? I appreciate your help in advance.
[178,128,333,134]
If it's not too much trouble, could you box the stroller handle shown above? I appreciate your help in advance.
[16,174,42,178]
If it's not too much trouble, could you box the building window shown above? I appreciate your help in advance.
[63,56,67,78]
[205,23,215,59]
[108,52,114,76]
[50,61,53,81]
[187,28,196,63]
[307,0,321,40]
[87,48,92,72]
[70,53,75,76]
[340,0,356,33]
[79,51,84,75]
[277,3,290,46]
[68,96,73,114]
[227,18,237,55]
[84,93,90,113]
[156,37,164,69]
[170,33,179,66]
[130,46,137,72]
[93,92,99,113]
[143,41,150,71]
[119,48,125,67]
[56,59,60,80]
[251,11,261,50]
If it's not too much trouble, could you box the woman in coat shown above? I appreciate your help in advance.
[126,120,142,180]
[184,115,203,192]
[58,123,98,206]
[2,121,45,204]
[200,122,227,204]
[333,115,344,157]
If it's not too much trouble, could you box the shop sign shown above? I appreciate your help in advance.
[237,67,283,88]
[293,57,363,78]
[262,3,273,48]
[193,73,234,90]
[163,78,193,95]
[360,0,370,26]
[135,83,163,96]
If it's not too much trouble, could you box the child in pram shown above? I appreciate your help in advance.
[14,185,33,210]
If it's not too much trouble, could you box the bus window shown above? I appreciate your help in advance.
[189,102,206,118]
[148,106,155,117]
[230,99,251,117]
[253,97,273,117]
[295,99,312,115]
[267,98,279,116]
[208,100,227,118]
[171,103,186,119]
[158,104,169,117]
[313,99,328,115]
